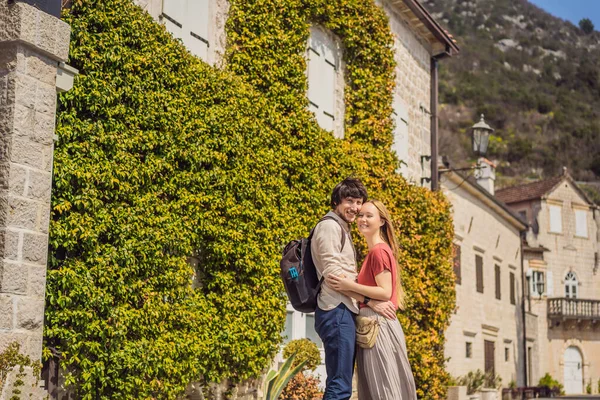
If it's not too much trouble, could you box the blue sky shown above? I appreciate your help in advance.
[528,0,600,31]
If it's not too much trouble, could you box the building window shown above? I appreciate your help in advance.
[391,93,409,176]
[575,210,588,238]
[476,255,484,293]
[305,313,323,349]
[549,205,562,233]
[282,311,293,343]
[564,271,578,299]
[307,26,340,136]
[162,0,211,62]
[510,272,516,305]
[518,210,527,223]
[530,270,545,296]
[495,265,501,300]
[505,347,510,362]
[466,342,472,358]
[453,244,461,285]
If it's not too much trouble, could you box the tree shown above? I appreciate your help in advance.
[579,18,594,34]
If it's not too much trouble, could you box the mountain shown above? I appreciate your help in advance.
[422,0,600,189]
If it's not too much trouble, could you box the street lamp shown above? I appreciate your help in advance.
[471,114,494,157]
[422,114,495,186]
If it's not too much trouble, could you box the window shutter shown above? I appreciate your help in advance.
[495,265,501,300]
[307,28,337,134]
[186,0,210,60]
[453,244,461,285]
[162,0,185,38]
[510,272,516,305]
[546,270,553,296]
[392,93,409,175]
[575,210,587,237]
[549,205,562,233]
[476,255,484,293]
[320,60,336,132]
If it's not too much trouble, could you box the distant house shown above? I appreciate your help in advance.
[496,169,600,394]
[441,161,528,387]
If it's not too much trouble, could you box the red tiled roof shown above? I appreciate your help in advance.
[495,175,565,204]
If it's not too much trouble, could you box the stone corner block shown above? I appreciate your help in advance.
[0,262,28,295]
[16,298,44,330]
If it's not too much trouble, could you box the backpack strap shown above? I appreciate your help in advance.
[308,215,347,250]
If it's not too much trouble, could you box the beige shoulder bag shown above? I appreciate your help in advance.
[355,315,380,349]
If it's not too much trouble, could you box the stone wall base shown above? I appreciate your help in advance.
[0,367,47,400]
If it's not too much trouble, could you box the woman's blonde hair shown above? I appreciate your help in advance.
[368,199,405,310]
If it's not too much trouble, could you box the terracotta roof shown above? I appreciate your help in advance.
[495,176,564,204]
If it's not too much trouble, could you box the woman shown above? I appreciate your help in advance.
[326,200,417,400]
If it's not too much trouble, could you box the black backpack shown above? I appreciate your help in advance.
[280,216,346,313]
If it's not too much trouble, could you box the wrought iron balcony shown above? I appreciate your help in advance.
[9,0,62,18]
[548,297,600,321]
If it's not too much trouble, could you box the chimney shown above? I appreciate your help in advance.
[476,157,496,195]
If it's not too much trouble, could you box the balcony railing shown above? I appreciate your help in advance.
[548,297,600,321]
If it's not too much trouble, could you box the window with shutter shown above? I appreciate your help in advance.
[510,272,516,305]
[531,270,545,296]
[495,265,501,300]
[549,205,562,233]
[391,93,409,176]
[575,210,587,238]
[564,271,578,299]
[484,340,495,375]
[476,255,484,293]
[162,0,210,61]
[453,244,461,285]
[307,27,339,136]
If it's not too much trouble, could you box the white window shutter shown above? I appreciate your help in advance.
[391,93,409,175]
[307,27,336,133]
[549,205,562,233]
[162,0,185,39]
[320,60,336,131]
[575,210,587,237]
[307,47,320,110]
[186,0,210,61]
[546,270,553,296]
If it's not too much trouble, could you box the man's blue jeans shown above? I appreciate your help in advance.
[315,303,356,400]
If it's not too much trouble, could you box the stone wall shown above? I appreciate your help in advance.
[0,1,70,398]
[379,0,433,186]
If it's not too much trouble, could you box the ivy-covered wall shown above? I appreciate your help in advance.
[46,0,456,398]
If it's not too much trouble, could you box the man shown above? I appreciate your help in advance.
[311,177,396,400]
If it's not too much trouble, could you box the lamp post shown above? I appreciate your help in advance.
[471,114,494,157]
[424,114,495,187]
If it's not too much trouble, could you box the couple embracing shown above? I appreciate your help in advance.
[312,177,417,400]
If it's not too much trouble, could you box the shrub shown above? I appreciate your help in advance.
[283,340,321,373]
[539,373,564,394]
[457,370,485,395]
[280,373,323,400]
[579,18,595,34]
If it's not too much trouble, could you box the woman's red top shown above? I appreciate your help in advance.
[357,242,397,309]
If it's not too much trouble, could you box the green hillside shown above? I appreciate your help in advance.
[423,0,600,187]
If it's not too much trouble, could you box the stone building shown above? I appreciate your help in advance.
[496,170,600,394]
[441,161,528,387]
[133,0,458,390]
[0,0,74,398]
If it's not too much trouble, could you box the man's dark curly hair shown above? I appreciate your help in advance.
[330,177,368,208]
